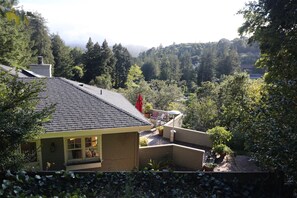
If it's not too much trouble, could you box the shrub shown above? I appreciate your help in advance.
[144,103,153,114]
[156,126,164,136]
[139,137,148,146]
[207,126,232,146]
[212,144,233,156]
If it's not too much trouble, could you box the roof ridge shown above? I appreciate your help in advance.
[59,78,149,126]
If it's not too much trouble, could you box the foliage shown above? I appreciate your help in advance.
[0,71,55,171]
[144,102,153,114]
[212,144,233,156]
[125,64,144,88]
[149,80,183,110]
[239,0,297,183]
[90,74,112,90]
[112,43,132,88]
[0,171,287,197]
[71,65,84,81]
[0,0,28,25]
[184,73,264,151]
[207,126,232,146]
[51,33,74,78]
[27,12,54,66]
[139,137,148,147]
[0,18,31,67]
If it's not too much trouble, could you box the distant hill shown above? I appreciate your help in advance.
[138,37,262,74]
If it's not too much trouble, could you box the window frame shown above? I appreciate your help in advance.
[64,136,101,166]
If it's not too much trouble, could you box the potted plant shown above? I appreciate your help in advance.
[156,126,164,136]
[144,103,153,118]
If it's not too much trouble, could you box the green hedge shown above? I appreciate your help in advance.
[0,170,287,197]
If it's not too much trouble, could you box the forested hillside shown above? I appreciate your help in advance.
[137,38,261,89]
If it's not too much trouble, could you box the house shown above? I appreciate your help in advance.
[1,63,151,171]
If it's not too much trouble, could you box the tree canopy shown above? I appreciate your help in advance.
[0,71,54,171]
[239,0,297,183]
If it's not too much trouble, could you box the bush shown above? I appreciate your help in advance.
[207,126,232,146]
[139,137,148,146]
[144,103,153,114]
[156,126,164,136]
[212,144,233,156]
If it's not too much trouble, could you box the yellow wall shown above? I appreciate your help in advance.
[100,132,139,171]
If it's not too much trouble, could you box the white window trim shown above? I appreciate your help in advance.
[63,135,102,168]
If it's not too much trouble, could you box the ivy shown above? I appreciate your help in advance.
[0,171,287,197]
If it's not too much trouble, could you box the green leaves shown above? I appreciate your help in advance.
[0,171,281,197]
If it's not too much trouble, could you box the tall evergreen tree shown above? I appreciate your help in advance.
[100,40,115,77]
[0,18,31,67]
[83,38,102,83]
[113,43,132,88]
[180,52,194,86]
[197,47,216,85]
[27,12,54,65]
[51,34,74,78]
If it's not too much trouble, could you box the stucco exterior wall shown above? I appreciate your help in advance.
[163,115,212,148]
[100,132,139,171]
[41,138,65,170]
[139,144,205,170]
[172,145,205,170]
[139,145,173,168]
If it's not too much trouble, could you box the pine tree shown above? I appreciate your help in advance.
[113,43,132,88]
[51,34,74,78]
[100,40,115,77]
[27,12,54,65]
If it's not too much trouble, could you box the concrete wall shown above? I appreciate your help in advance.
[41,138,65,170]
[163,114,212,148]
[139,145,172,167]
[139,144,205,170]
[100,132,139,171]
[172,145,205,170]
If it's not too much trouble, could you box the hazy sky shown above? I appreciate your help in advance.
[20,0,249,48]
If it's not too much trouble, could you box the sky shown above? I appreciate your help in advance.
[19,0,249,48]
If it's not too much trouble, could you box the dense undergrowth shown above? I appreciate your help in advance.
[0,170,288,197]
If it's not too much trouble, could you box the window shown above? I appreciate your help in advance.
[21,142,37,162]
[66,136,100,163]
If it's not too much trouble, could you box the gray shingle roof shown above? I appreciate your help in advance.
[0,64,42,77]
[23,78,151,132]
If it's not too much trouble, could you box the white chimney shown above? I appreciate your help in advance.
[29,56,52,77]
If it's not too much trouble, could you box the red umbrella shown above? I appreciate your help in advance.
[135,94,143,113]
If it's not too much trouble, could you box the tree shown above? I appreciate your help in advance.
[83,38,100,83]
[141,61,159,81]
[51,34,74,78]
[90,74,112,89]
[100,40,115,77]
[197,46,216,85]
[126,64,144,88]
[0,71,54,171]
[179,52,194,87]
[0,18,31,67]
[70,47,83,66]
[239,0,297,182]
[113,44,132,88]
[149,80,183,110]
[27,12,54,65]
[0,0,28,25]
